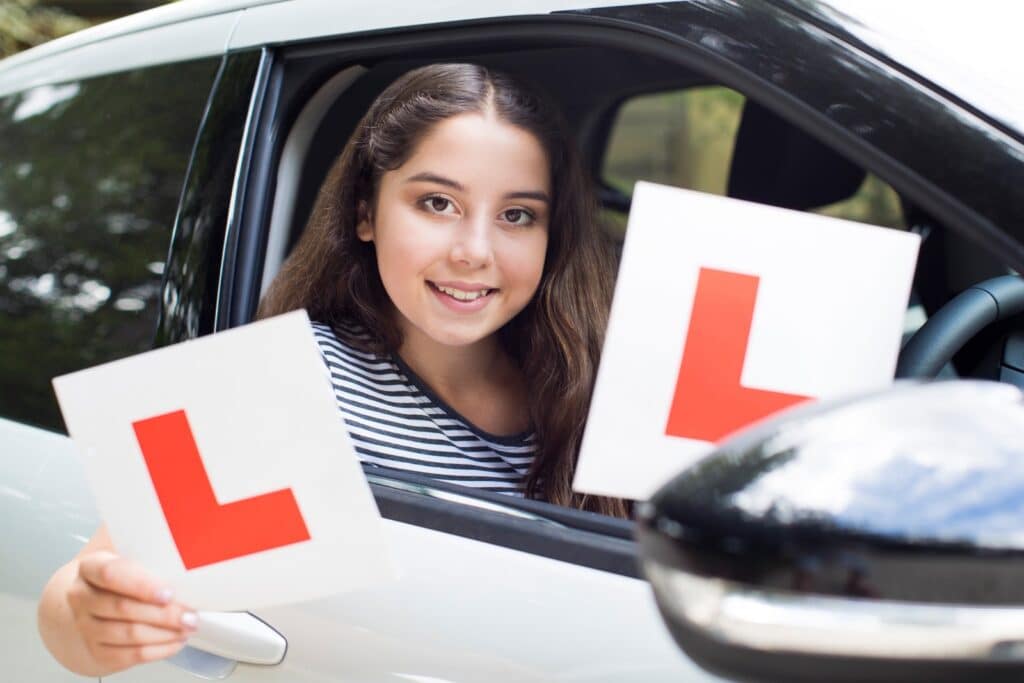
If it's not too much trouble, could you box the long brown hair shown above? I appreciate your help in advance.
[260,63,628,517]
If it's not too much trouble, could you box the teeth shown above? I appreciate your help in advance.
[435,284,490,301]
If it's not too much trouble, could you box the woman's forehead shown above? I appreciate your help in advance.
[391,113,551,194]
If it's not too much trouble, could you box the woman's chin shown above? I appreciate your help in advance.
[415,318,504,350]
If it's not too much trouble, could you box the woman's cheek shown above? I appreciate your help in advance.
[379,213,438,266]
[509,232,548,302]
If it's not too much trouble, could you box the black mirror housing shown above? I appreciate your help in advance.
[637,381,1024,682]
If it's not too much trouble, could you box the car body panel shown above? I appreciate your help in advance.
[0,420,96,682]
[109,519,718,682]
[223,0,651,50]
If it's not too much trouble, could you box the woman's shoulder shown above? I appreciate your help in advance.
[310,319,384,363]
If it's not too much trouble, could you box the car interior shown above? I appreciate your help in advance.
[252,38,1024,528]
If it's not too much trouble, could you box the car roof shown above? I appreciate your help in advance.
[0,0,646,75]
[0,0,1020,137]
[794,0,1024,137]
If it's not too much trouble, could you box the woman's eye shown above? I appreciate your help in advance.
[501,208,535,226]
[422,196,455,214]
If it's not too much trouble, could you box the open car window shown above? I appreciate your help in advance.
[225,4,1024,566]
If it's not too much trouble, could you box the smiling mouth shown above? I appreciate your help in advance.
[427,282,496,301]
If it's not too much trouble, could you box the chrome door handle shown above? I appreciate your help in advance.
[168,612,286,679]
[189,611,286,664]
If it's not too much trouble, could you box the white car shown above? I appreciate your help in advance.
[2,1,1023,681]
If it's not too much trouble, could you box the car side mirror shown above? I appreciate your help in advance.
[636,381,1024,683]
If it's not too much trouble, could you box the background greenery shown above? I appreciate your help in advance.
[0,56,218,429]
[603,86,905,235]
[0,0,172,59]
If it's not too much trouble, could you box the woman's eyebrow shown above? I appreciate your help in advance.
[405,172,550,203]
[405,172,463,190]
[505,190,550,204]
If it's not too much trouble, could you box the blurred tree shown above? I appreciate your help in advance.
[0,0,173,59]
[0,57,219,429]
[0,0,90,58]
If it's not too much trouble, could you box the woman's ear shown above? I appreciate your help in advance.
[356,200,374,242]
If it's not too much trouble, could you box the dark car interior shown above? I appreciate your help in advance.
[273,40,1021,386]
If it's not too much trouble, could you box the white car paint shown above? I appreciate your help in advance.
[224,0,654,51]
[0,420,96,682]
[815,0,1024,137]
[109,519,717,682]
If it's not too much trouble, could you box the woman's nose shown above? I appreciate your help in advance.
[449,214,493,268]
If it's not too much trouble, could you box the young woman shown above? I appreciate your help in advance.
[37,63,625,677]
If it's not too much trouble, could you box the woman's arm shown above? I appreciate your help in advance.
[37,524,197,676]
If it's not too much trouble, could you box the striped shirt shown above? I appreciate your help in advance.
[312,321,536,495]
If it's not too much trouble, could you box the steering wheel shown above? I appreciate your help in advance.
[896,275,1024,378]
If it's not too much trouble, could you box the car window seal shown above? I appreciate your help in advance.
[365,473,568,530]
[370,476,642,578]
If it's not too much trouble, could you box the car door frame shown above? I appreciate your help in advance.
[204,0,1024,575]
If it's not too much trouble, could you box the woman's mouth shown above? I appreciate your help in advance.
[427,281,496,310]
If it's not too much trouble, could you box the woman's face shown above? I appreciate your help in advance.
[358,111,550,350]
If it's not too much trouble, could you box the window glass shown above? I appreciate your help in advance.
[602,86,904,232]
[604,86,743,197]
[0,58,219,430]
[812,174,904,229]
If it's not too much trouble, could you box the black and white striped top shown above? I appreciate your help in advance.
[312,321,536,495]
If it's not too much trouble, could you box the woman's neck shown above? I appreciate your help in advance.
[396,324,529,435]
[397,324,504,395]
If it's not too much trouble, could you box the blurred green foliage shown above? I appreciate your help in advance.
[0,0,90,59]
[603,86,905,236]
[0,58,218,429]
[606,86,744,198]
[0,1,176,59]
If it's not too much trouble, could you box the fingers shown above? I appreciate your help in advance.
[74,551,197,628]
[78,552,172,605]
[87,591,197,632]
[61,548,196,675]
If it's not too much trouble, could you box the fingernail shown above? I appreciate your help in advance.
[181,611,199,629]
[155,587,174,604]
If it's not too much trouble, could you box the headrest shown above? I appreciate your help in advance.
[727,99,865,211]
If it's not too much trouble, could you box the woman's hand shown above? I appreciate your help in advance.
[38,525,197,677]
[65,550,197,672]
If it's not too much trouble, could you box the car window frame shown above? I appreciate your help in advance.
[212,6,1024,576]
